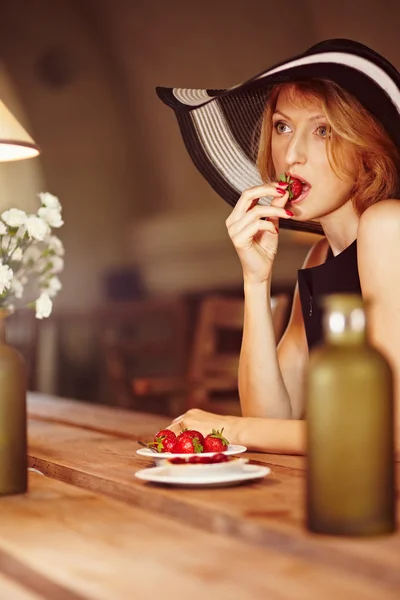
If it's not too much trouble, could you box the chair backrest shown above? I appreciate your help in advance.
[186,293,290,411]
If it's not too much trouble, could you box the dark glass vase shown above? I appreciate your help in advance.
[0,310,27,496]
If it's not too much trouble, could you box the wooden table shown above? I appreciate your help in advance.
[0,392,398,600]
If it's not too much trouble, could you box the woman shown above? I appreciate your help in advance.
[156,39,400,454]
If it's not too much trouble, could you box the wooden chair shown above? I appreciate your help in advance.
[185,293,290,415]
[129,293,290,416]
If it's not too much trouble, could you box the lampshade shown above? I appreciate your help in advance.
[0,100,39,162]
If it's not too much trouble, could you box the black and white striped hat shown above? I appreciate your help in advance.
[157,39,400,235]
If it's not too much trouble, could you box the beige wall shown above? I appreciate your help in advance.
[1,0,399,303]
[87,0,319,293]
[0,0,136,308]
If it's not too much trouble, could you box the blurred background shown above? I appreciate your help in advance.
[0,0,398,414]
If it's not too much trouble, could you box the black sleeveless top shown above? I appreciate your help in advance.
[297,239,361,351]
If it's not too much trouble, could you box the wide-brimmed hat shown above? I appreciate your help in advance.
[156,39,400,235]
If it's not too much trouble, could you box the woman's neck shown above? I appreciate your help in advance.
[319,199,359,256]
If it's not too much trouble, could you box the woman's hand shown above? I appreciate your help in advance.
[167,408,239,443]
[226,182,292,285]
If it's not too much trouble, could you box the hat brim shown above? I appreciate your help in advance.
[157,40,400,236]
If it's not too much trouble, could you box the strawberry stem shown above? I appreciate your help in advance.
[138,440,158,453]
[193,437,203,453]
[209,428,229,447]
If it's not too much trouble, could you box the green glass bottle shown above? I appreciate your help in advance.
[0,311,27,496]
[306,294,396,536]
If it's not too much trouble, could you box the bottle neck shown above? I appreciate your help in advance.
[324,307,367,346]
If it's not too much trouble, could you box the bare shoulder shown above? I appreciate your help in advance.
[360,199,400,226]
[358,199,400,295]
[358,200,400,253]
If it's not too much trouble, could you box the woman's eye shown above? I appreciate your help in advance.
[316,125,329,138]
[274,122,290,134]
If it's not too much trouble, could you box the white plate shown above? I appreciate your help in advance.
[135,463,270,487]
[136,444,247,466]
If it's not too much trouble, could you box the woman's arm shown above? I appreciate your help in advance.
[232,415,306,454]
[239,237,329,419]
[239,279,292,418]
[168,237,331,453]
[168,408,306,454]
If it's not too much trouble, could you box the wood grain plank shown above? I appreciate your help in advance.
[1,473,395,600]
[28,419,400,594]
[27,392,305,470]
[27,392,169,441]
[246,452,305,470]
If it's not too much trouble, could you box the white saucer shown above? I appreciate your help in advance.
[134,464,271,487]
[136,444,247,465]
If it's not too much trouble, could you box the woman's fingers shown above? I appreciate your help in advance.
[232,219,279,249]
[226,182,289,227]
[167,422,181,435]
[228,200,292,238]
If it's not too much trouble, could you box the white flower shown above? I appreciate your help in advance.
[25,215,49,241]
[0,193,64,316]
[22,245,42,265]
[35,293,52,319]
[50,256,64,274]
[38,206,63,228]
[12,247,23,262]
[0,263,13,294]
[46,276,62,298]
[1,208,27,228]
[39,192,61,211]
[47,235,65,256]
[11,278,24,299]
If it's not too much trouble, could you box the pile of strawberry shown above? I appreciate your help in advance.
[144,427,229,454]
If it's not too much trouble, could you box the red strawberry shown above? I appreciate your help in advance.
[172,433,203,454]
[203,428,229,453]
[147,429,176,453]
[154,429,175,443]
[179,427,205,446]
[278,172,303,200]
[289,178,303,200]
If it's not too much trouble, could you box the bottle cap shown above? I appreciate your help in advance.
[322,294,367,340]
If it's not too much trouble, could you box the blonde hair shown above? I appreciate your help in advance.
[257,79,400,215]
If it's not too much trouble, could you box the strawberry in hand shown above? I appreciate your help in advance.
[278,172,303,201]
[203,428,229,453]
[172,432,203,454]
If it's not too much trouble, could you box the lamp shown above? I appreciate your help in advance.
[0,99,39,162]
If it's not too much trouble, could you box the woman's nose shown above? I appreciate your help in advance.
[284,133,307,166]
